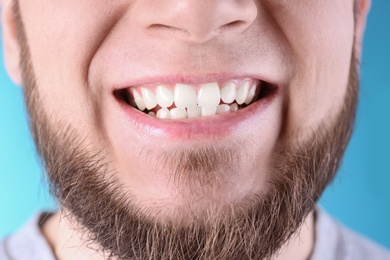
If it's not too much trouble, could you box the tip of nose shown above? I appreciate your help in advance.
[143,1,258,44]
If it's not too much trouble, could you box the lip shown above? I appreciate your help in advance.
[111,73,279,91]
[113,76,279,139]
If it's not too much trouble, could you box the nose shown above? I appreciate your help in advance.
[136,0,258,43]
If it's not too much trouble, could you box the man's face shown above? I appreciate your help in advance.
[2,0,368,259]
[15,0,355,208]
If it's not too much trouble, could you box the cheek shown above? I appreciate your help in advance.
[279,1,355,139]
[18,1,125,136]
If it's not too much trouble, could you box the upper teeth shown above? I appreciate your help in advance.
[130,79,259,119]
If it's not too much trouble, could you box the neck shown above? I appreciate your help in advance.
[274,211,315,260]
[42,210,315,260]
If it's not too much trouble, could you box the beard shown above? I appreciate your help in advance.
[14,2,358,259]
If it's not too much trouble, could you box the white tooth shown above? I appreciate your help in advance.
[217,104,231,114]
[197,82,220,107]
[230,103,239,112]
[148,111,156,117]
[170,107,187,119]
[156,85,174,108]
[187,106,201,118]
[245,83,256,105]
[201,106,217,117]
[156,108,170,119]
[141,87,158,110]
[220,81,237,104]
[236,80,250,105]
[174,84,197,108]
[132,89,146,111]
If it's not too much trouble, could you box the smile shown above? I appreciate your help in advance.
[116,78,274,119]
[113,76,278,138]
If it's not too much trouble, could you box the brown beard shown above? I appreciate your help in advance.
[14,1,358,259]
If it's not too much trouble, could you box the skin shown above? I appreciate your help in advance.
[1,0,370,259]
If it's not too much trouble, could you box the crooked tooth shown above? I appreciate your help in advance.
[217,104,231,114]
[141,88,158,110]
[230,103,238,112]
[236,80,250,105]
[156,108,170,119]
[132,89,146,111]
[220,81,237,104]
[170,107,187,119]
[187,106,201,118]
[148,111,156,117]
[174,84,197,108]
[197,82,220,107]
[156,85,174,108]
[201,106,217,117]
[245,83,257,105]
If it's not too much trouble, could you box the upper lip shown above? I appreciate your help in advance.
[111,72,279,91]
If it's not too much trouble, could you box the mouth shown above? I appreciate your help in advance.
[113,77,278,138]
[115,78,274,117]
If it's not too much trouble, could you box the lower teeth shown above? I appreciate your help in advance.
[145,102,242,119]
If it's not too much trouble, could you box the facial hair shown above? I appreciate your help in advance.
[13,1,358,259]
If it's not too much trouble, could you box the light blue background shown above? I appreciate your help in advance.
[1,1,389,250]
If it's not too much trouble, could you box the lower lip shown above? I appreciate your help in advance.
[116,90,278,139]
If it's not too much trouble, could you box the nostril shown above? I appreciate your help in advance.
[218,20,246,32]
[149,24,190,36]
[150,24,179,32]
